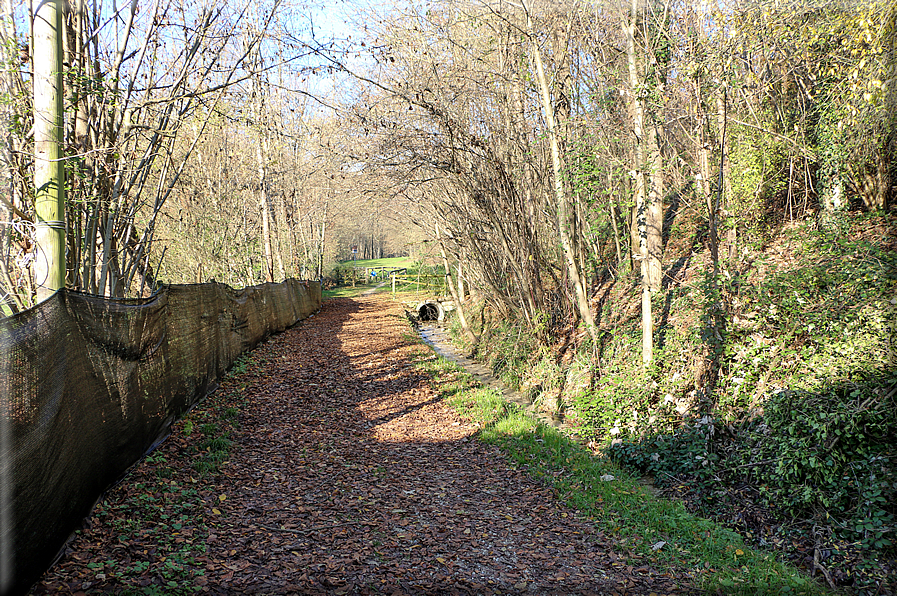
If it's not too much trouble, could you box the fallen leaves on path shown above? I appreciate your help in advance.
[31,296,691,595]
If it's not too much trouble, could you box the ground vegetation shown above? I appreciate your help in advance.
[5,0,896,592]
[321,1,896,591]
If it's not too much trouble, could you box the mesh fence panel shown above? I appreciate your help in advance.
[0,279,321,595]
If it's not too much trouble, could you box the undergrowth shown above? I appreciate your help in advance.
[608,374,896,593]
[444,212,896,594]
[74,353,253,595]
[415,351,827,595]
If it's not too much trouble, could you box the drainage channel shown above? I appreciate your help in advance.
[415,313,658,494]
[415,322,565,429]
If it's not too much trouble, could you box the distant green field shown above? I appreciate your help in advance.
[323,284,379,299]
[324,256,448,300]
[339,257,414,269]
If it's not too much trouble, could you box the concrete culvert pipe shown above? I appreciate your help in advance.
[417,301,444,322]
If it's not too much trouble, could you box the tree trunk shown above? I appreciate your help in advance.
[0,0,19,216]
[522,0,597,345]
[33,0,67,302]
[717,92,735,266]
[256,130,274,282]
[695,79,712,213]
[457,261,465,302]
[0,0,23,311]
[646,116,663,292]
[608,173,623,268]
[624,0,652,366]
[437,223,476,344]
[317,202,328,280]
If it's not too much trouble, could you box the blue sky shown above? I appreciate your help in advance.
[297,0,392,109]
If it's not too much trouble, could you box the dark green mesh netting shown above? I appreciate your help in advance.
[0,280,321,595]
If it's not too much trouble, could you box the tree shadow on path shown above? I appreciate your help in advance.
[194,296,691,595]
[30,296,695,596]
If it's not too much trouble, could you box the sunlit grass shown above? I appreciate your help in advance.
[324,279,445,300]
[415,351,829,595]
[338,257,414,269]
[323,284,381,299]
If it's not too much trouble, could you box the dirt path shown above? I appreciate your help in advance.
[32,296,690,595]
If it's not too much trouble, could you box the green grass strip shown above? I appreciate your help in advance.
[323,282,445,300]
[323,284,382,299]
[338,257,415,269]
[414,352,830,595]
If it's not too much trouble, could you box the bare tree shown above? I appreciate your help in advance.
[521,0,598,345]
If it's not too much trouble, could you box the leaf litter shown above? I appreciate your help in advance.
[30,295,690,595]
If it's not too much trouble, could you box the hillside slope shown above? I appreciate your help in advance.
[456,211,896,594]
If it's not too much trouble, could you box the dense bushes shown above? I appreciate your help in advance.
[453,211,896,593]
[754,382,896,550]
[609,375,897,551]
[608,374,896,592]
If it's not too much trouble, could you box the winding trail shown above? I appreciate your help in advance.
[32,295,690,595]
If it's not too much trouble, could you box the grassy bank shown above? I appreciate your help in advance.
[414,351,827,595]
[439,212,896,593]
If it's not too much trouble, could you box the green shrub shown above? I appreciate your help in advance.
[608,372,897,555]
[573,366,655,439]
[609,417,719,490]
[744,377,897,552]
